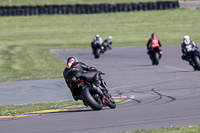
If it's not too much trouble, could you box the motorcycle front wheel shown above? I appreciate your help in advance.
[83,87,103,110]
[193,55,200,70]
[94,48,100,59]
[153,52,159,65]
[107,96,116,109]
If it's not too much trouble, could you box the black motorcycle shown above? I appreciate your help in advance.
[92,41,104,59]
[101,41,112,54]
[72,72,116,110]
[184,47,200,71]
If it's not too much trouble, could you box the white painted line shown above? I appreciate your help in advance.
[118,99,132,104]
[118,95,135,104]
[166,66,188,71]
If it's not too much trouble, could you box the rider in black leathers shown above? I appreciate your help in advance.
[63,56,101,101]
[181,35,198,60]
[181,35,199,70]
[91,34,103,53]
[102,36,112,51]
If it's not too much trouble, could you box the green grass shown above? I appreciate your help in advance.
[0,0,178,6]
[0,9,200,82]
[120,125,200,133]
[0,100,82,116]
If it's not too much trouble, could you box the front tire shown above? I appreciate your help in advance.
[154,52,159,65]
[83,87,103,110]
[107,96,116,109]
[94,48,100,59]
[193,55,200,70]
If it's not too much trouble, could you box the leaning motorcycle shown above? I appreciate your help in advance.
[92,41,104,59]
[184,47,200,71]
[148,43,162,65]
[73,72,116,110]
[101,41,112,54]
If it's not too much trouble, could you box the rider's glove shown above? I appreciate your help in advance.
[98,71,105,75]
[182,54,186,60]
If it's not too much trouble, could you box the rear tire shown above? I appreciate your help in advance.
[83,87,103,110]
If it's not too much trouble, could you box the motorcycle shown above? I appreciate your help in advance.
[72,72,116,110]
[92,41,104,59]
[148,43,162,65]
[184,47,200,71]
[101,41,112,54]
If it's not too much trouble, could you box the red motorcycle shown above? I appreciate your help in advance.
[148,42,162,65]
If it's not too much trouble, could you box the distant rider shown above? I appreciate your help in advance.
[146,33,162,56]
[181,35,199,69]
[63,56,101,101]
[91,34,103,49]
[102,36,113,50]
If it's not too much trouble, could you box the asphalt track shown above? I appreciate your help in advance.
[1,45,200,133]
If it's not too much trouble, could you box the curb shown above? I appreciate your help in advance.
[0,95,128,119]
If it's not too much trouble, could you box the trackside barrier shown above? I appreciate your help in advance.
[0,1,179,16]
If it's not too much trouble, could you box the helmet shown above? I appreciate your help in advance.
[108,36,112,40]
[151,33,156,38]
[95,34,100,38]
[66,56,78,68]
[183,35,190,45]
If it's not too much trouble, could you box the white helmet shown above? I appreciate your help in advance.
[95,34,100,38]
[183,35,190,45]
[108,36,112,40]
[66,56,78,68]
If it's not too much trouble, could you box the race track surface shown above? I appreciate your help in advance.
[1,45,200,133]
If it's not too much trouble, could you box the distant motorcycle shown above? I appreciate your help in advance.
[184,47,200,71]
[92,41,104,59]
[101,41,112,53]
[72,71,116,110]
[148,43,162,65]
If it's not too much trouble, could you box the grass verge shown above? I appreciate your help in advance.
[0,100,82,116]
[0,9,200,82]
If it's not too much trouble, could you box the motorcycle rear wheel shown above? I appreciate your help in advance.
[83,87,103,110]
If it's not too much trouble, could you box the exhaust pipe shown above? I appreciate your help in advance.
[91,86,103,96]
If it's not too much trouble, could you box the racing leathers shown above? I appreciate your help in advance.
[102,38,112,50]
[181,40,198,60]
[146,37,162,52]
[63,62,100,100]
[181,41,199,70]
[146,37,162,59]
[91,36,103,53]
[91,36,103,48]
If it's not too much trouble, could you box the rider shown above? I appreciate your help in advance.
[181,35,198,60]
[91,34,103,49]
[146,33,162,56]
[102,36,113,50]
[181,35,199,70]
[63,56,102,101]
